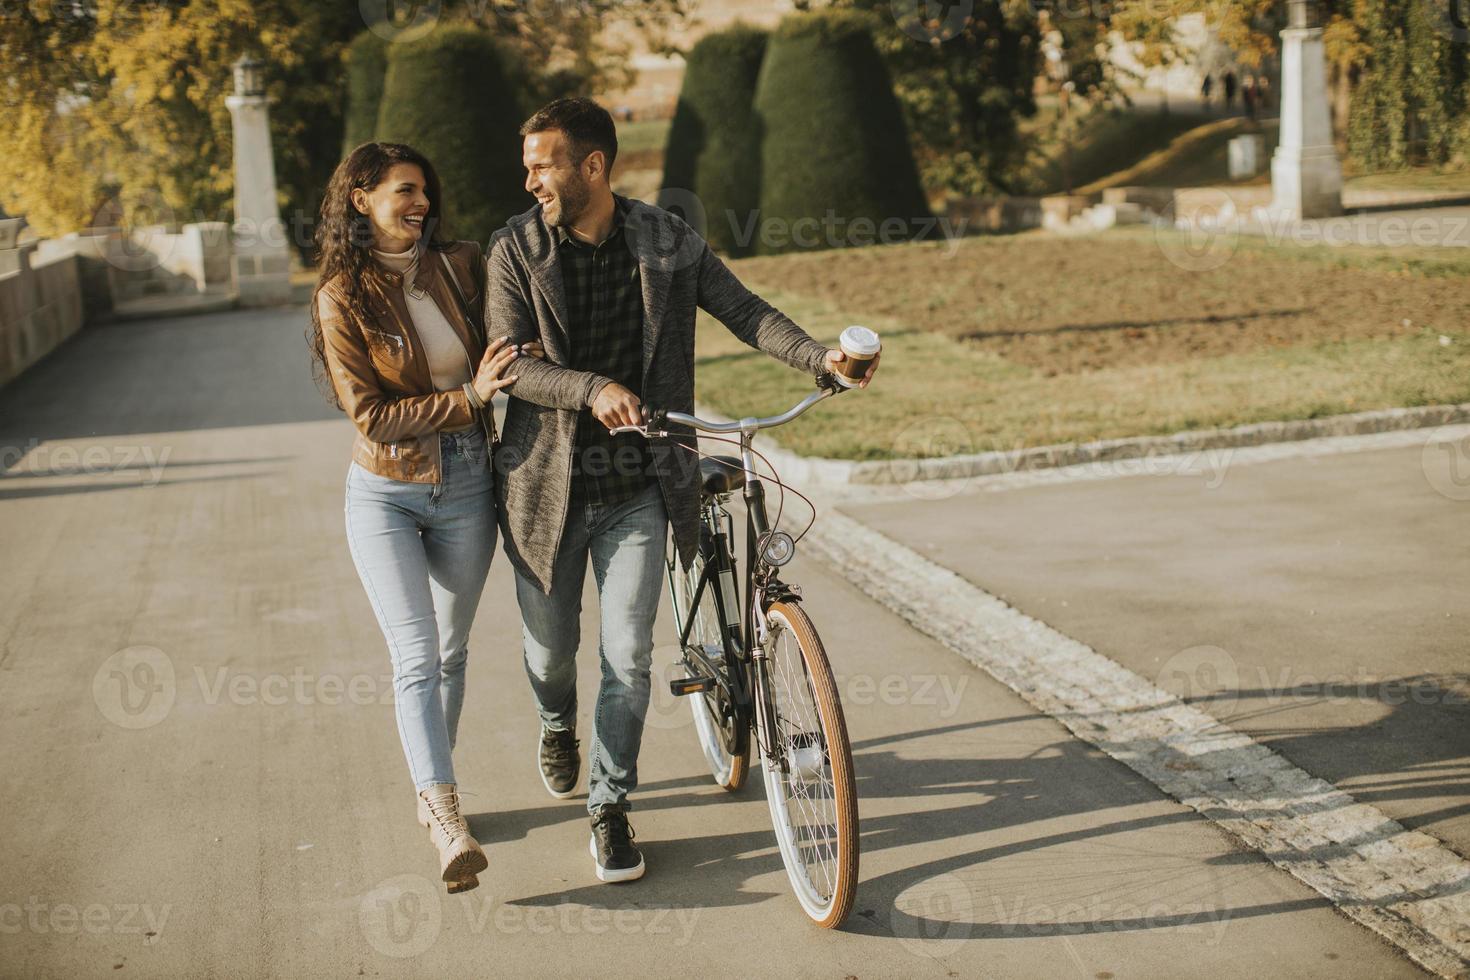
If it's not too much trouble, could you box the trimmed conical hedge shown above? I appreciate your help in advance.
[375,27,529,244]
[752,11,931,256]
[661,24,768,256]
[341,31,389,155]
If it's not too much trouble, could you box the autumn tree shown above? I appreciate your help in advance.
[0,0,686,248]
[0,0,362,247]
[823,0,1043,196]
[1111,0,1469,167]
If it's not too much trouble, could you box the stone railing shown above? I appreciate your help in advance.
[0,232,85,387]
[0,216,241,388]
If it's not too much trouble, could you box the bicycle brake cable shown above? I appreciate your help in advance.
[668,433,819,546]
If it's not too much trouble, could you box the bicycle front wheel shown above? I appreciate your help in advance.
[759,600,858,928]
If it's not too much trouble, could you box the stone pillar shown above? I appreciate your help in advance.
[1270,0,1343,219]
[226,55,292,306]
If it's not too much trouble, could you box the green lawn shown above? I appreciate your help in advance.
[693,232,1470,460]
[617,118,670,154]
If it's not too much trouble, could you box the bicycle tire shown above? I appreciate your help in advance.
[759,600,858,928]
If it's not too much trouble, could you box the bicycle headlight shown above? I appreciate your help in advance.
[760,530,796,566]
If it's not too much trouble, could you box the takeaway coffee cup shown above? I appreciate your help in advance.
[834,325,881,387]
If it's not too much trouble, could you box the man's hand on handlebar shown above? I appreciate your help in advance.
[591,382,644,430]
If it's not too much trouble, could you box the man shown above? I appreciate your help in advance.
[486,98,878,883]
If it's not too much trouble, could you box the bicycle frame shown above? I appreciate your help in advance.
[670,422,821,770]
[626,377,862,926]
[627,378,848,770]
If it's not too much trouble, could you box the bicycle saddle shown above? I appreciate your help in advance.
[700,455,746,495]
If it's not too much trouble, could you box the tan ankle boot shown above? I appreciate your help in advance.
[417,799,479,893]
[416,796,476,892]
[420,787,487,889]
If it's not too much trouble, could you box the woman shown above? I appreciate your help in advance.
[308,142,541,894]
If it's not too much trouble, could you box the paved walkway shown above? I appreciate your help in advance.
[0,308,1433,977]
[845,436,1470,855]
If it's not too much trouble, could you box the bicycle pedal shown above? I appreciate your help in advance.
[669,675,715,697]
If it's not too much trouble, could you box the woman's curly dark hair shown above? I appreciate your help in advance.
[308,141,448,408]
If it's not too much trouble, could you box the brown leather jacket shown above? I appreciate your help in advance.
[317,240,491,483]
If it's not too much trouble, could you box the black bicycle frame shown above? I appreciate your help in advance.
[674,433,799,767]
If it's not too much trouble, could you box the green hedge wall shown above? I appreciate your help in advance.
[341,31,389,156]
[661,24,769,256]
[752,10,930,256]
[375,27,529,244]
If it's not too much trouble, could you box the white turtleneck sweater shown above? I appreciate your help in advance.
[371,245,475,396]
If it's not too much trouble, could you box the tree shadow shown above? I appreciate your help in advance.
[489,715,1341,948]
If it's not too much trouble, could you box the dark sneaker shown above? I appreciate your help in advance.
[589,805,645,883]
[538,724,580,799]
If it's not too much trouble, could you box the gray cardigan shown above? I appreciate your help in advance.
[486,199,831,593]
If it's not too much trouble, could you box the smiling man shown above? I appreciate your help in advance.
[484,97,877,884]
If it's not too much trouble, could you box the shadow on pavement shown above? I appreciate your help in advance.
[0,307,339,460]
[493,717,1332,944]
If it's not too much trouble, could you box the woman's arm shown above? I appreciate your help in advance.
[318,287,476,443]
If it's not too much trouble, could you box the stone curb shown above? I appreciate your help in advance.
[695,402,1470,489]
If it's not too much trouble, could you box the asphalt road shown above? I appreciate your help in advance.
[0,308,1428,978]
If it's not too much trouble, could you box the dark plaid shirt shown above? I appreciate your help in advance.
[556,196,655,511]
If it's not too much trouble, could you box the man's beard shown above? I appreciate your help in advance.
[544,175,590,228]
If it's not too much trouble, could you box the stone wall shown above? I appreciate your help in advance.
[0,244,85,388]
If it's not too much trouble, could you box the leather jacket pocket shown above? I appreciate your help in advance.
[362,325,406,356]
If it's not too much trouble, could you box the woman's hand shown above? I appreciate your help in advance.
[472,337,521,403]
[516,340,547,360]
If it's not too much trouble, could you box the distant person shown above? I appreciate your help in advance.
[1201,74,1214,107]
[1242,76,1257,120]
[1223,70,1238,110]
[1257,75,1273,113]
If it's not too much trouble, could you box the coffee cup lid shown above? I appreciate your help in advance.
[840,325,881,356]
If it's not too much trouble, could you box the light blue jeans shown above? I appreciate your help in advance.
[344,428,497,791]
[514,480,669,812]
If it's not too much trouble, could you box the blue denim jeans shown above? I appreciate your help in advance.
[344,428,497,791]
[514,480,669,812]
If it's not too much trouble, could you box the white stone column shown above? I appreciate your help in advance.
[1270,17,1343,219]
[226,88,292,306]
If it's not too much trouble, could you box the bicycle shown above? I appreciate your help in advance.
[610,376,859,928]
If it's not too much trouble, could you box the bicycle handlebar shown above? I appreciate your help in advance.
[608,377,847,438]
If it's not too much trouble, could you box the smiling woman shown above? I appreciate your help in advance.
[306,140,545,897]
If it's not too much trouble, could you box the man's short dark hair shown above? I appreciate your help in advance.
[520,97,618,174]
